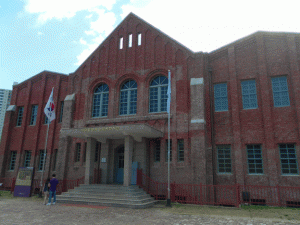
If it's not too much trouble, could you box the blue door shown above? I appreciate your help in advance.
[115,147,124,184]
[131,162,139,185]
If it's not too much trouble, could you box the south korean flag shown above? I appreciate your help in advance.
[44,88,55,122]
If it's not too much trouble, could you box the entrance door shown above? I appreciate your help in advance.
[115,147,124,184]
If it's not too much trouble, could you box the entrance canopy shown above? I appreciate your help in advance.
[60,124,164,142]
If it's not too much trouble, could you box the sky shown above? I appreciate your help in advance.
[0,0,299,90]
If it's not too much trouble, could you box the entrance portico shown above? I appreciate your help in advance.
[60,124,163,186]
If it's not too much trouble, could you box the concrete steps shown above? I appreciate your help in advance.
[56,184,156,208]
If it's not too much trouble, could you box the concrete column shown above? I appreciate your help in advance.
[100,141,111,184]
[134,138,147,174]
[123,135,133,186]
[85,137,96,184]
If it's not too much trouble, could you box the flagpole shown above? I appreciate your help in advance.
[39,119,50,197]
[166,70,171,207]
[39,87,55,198]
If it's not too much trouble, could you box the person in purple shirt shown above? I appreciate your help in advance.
[46,174,59,206]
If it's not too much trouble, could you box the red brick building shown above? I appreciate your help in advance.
[1,13,300,187]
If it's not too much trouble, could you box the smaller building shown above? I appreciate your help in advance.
[0,89,12,141]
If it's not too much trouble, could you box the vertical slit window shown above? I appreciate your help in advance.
[75,143,81,162]
[138,33,142,46]
[9,151,17,171]
[272,76,290,107]
[59,101,64,123]
[38,150,45,171]
[279,144,298,175]
[128,34,132,48]
[92,84,109,117]
[154,140,161,162]
[214,83,228,112]
[177,139,184,162]
[217,145,232,173]
[149,76,168,113]
[95,142,101,162]
[165,139,172,162]
[24,150,31,167]
[30,105,38,125]
[241,80,258,109]
[247,145,263,174]
[16,106,24,126]
[119,37,123,49]
[120,80,137,115]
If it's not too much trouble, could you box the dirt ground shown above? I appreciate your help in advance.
[0,192,299,225]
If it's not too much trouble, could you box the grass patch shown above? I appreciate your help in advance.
[0,190,14,199]
[0,190,44,201]
[158,202,300,222]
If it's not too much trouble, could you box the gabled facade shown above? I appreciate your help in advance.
[1,13,300,188]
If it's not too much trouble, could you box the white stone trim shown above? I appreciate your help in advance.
[65,93,75,101]
[6,105,16,112]
[190,78,204,85]
[191,119,205,124]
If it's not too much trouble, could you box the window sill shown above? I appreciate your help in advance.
[87,114,172,125]
[281,174,299,176]
[217,173,233,175]
[247,174,264,175]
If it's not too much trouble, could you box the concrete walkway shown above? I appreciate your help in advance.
[0,198,298,225]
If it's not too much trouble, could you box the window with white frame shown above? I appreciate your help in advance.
[241,80,258,109]
[16,106,24,126]
[30,105,38,125]
[177,139,184,162]
[149,76,168,113]
[279,144,298,175]
[75,143,81,162]
[92,84,109,118]
[128,33,132,48]
[24,150,31,167]
[154,140,161,162]
[214,83,228,112]
[138,33,142,46]
[247,145,263,174]
[217,145,232,173]
[271,76,290,107]
[119,80,137,115]
[9,151,17,171]
[38,150,45,171]
[119,37,123,49]
[165,139,172,162]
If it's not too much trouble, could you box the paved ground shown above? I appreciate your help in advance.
[0,198,299,225]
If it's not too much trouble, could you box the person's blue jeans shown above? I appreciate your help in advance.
[48,190,56,203]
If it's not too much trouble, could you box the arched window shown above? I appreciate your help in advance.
[120,80,137,115]
[149,76,168,113]
[92,84,109,117]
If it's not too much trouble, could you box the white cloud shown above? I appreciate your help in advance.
[76,36,104,65]
[24,0,117,23]
[120,0,300,52]
[76,9,116,65]
[37,31,43,35]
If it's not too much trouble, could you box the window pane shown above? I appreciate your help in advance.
[92,84,109,117]
[279,144,298,174]
[177,139,184,162]
[217,145,231,173]
[120,80,137,115]
[247,145,263,174]
[272,76,290,107]
[149,76,168,113]
[214,83,228,111]
[241,80,258,109]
